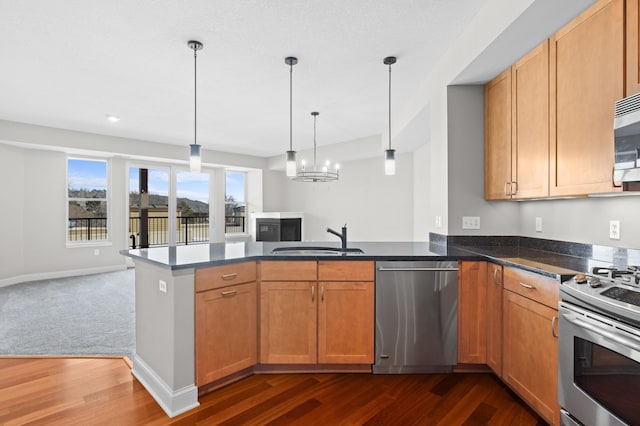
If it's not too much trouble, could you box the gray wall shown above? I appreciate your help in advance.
[263,153,414,242]
[0,144,25,278]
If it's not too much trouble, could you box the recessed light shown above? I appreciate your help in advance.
[106,114,120,123]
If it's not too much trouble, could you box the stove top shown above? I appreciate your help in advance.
[561,266,640,327]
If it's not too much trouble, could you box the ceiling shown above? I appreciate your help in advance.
[0,0,487,158]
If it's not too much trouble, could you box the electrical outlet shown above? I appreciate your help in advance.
[535,217,543,233]
[462,216,480,230]
[159,280,167,293]
[609,220,621,240]
[94,249,100,256]
[435,216,442,228]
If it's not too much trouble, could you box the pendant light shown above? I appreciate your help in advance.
[188,40,203,173]
[384,56,397,175]
[292,112,340,182]
[285,57,298,177]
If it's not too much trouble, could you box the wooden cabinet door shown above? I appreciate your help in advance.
[485,68,513,200]
[317,281,374,364]
[550,0,624,196]
[457,261,487,364]
[195,282,257,385]
[486,263,503,377]
[512,40,549,199]
[627,0,640,95]
[260,281,317,364]
[503,290,560,426]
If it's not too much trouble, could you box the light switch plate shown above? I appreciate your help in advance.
[609,220,621,240]
[535,217,543,233]
[159,280,167,293]
[435,216,442,228]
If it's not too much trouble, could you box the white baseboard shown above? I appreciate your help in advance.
[0,264,129,288]
[132,355,199,418]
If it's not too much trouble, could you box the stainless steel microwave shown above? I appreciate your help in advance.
[614,92,640,189]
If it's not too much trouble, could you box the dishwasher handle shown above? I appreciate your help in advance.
[377,267,459,272]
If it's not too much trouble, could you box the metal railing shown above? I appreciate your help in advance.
[127,215,245,248]
[69,215,245,247]
[68,218,108,241]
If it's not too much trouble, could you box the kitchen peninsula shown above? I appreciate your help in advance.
[121,238,592,419]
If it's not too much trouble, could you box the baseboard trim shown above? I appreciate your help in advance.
[0,264,128,288]
[131,355,199,418]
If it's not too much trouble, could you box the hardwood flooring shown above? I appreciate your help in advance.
[0,357,546,425]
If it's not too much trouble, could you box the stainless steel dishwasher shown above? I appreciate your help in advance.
[373,260,458,374]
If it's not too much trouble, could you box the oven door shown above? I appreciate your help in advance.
[559,302,640,426]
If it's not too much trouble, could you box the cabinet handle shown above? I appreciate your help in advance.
[511,181,518,195]
[321,286,325,302]
[519,282,535,289]
[551,316,558,338]
[504,182,512,196]
[221,273,238,280]
[221,290,237,297]
[493,268,500,285]
[311,285,315,302]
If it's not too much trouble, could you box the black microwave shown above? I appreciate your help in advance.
[614,92,640,190]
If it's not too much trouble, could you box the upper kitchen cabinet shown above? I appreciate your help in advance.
[485,40,549,200]
[549,0,624,196]
[485,68,512,200]
[511,41,550,199]
[627,0,640,95]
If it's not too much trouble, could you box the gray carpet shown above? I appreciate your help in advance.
[0,269,135,360]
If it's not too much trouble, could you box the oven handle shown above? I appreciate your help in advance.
[562,313,640,353]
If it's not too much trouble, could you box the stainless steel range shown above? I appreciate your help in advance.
[559,266,640,426]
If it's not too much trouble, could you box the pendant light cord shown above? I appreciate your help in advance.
[313,113,317,167]
[289,62,293,151]
[194,46,198,147]
[388,62,392,150]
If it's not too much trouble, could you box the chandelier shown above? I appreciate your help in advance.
[291,112,340,182]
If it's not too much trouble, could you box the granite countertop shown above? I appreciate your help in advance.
[121,240,604,281]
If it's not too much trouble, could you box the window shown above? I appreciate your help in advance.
[67,158,109,243]
[176,170,210,244]
[225,171,246,234]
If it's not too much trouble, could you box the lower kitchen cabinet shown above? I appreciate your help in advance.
[318,281,374,364]
[486,262,503,377]
[195,281,257,385]
[259,260,374,365]
[502,267,560,426]
[260,281,317,364]
[457,261,487,364]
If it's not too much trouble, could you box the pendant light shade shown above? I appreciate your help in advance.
[190,143,201,173]
[188,40,203,173]
[285,57,298,177]
[385,148,396,175]
[384,56,397,175]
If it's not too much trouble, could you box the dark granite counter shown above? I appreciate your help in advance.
[121,239,613,282]
[121,241,483,270]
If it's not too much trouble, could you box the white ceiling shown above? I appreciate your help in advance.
[0,0,487,158]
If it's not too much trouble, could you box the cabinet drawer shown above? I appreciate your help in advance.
[195,261,256,292]
[318,261,374,281]
[261,261,317,281]
[503,266,559,309]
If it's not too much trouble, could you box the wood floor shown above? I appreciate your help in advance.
[0,357,546,425]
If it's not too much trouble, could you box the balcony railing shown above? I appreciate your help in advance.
[68,218,108,241]
[69,215,245,247]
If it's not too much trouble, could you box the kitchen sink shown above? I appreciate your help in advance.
[271,246,364,255]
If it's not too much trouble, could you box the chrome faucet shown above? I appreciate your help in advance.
[326,224,347,250]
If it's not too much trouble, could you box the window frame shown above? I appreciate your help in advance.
[66,156,112,247]
[224,170,248,236]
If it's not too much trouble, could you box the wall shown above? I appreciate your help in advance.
[0,122,266,284]
[0,144,25,279]
[264,153,414,242]
[519,196,640,249]
[446,85,520,236]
